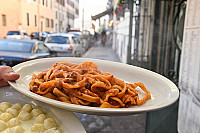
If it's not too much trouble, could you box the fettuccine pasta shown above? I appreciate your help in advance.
[29,62,151,108]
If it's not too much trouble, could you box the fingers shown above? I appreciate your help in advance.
[0,66,20,81]
[0,79,9,87]
[3,72,20,81]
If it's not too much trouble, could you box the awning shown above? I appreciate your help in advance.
[91,8,113,20]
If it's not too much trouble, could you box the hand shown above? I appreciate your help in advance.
[0,66,20,87]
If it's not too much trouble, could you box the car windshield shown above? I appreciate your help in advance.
[74,34,80,40]
[32,33,39,36]
[46,36,69,44]
[7,31,20,35]
[0,40,33,53]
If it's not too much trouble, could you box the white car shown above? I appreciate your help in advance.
[68,31,89,50]
[44,33,85,57]
[6,31,30,40]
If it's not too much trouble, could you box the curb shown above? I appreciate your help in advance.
[82,47,95,58]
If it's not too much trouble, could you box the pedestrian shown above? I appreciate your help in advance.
[0,66,20,87]
[101,30,106,47]
[94,32,98,41]
[94,32,99,46]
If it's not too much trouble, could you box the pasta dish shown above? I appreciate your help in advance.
[29,61,151,108]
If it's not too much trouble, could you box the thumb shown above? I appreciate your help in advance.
[3,72,20,81]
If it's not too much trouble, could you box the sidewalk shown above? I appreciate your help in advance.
[74,44,146,133]
[82,45,121,62]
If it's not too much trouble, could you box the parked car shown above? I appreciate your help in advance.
[44,33,85,57]
[6,30,30,40]
[30,31,48,41]
[30,32,40,40]
[0,39,57,66]
[68,31,89,50]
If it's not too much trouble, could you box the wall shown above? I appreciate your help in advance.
[20,0,39,34]
[113,11,135,63]
[54,2,65,32]
[0,0,21,38]
[38,0,54,32]
[113,15,128,63]
[112,0,154,65]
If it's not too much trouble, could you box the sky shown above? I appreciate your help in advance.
[74,0,108,31]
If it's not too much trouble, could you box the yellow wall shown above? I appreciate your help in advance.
[20,0,39,34]
[39,1,54,32]
[0,0,21,38]
[0,0,54,38]
[20,0,54,34]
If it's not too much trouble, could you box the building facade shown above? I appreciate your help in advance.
[0,0,79,38]
[112,0,186,132]
[66,0,79,30]
[54,0,66,32]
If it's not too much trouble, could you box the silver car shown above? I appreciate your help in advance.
[0,39,56,66]
[44,33,85,57]
[6,30,31,40]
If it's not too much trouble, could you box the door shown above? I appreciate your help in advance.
[41,21,43,31]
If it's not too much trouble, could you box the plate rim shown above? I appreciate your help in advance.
[9,57,180,115]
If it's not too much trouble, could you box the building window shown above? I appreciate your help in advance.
[51,19,54,28]
[46,18,49,27]
[76,8,79,15]
[67,0,74,8]
[35,15,37,26]
[2,15,6,26]
[56,11,58,19]
[55,23,57,32]
[57,0,65,6]
[40,0,44,5]
[62,0,65,6]
[46,0,48,7]
[67,11,74,20]
[27,13,29,26]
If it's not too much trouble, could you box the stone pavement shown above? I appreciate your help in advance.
[74,45,146,133]
[82,46,121,62]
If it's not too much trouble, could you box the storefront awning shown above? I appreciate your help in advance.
[91,8,113,20]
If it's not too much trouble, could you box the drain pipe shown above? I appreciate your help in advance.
[127,0,133,64]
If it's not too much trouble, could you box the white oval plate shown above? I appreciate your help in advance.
[9,57,179,115]
[0,86,86,133]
